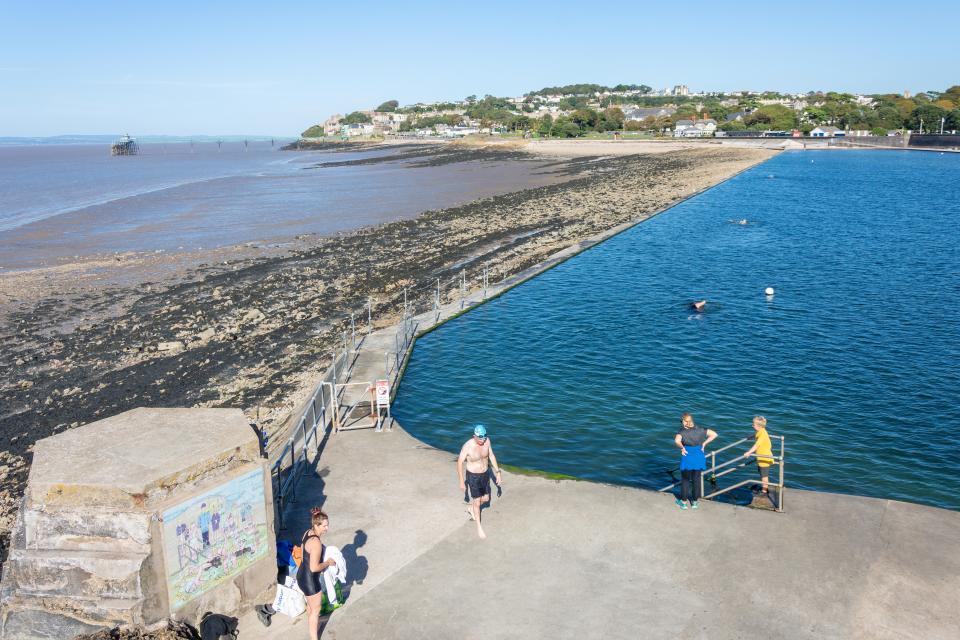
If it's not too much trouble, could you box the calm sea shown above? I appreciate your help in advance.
[0,142,561,269]
[394,150,960,510]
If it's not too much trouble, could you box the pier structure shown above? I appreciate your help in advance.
[232,234,960,639]
[110,134,139,156]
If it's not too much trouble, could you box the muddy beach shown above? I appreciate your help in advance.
[0,143,775,565]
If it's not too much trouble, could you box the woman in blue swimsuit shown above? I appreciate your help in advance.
[297,507,336,640]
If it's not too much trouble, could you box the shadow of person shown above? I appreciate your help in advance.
[340,529,369,598]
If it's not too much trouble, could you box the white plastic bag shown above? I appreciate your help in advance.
[272,583,306,618]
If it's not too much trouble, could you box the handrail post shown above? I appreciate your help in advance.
[778,436,786,512]
[288,439,297,501]
[299,418,308,463]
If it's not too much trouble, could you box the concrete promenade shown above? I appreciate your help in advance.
[240,418,960,640]
[235,204,960,639]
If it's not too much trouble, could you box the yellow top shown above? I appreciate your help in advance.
[755,428,774,467]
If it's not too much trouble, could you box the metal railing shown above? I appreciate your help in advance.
[659,434,786,512]
[267,263,511,531]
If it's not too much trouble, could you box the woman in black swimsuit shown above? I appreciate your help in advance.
[297,507,335,640]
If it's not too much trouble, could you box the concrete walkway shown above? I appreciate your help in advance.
[238,420,960,640]
[236,213,960,639]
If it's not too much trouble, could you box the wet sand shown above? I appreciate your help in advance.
[0,143,776,564]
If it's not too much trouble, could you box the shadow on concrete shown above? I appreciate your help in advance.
[340,529,369,597]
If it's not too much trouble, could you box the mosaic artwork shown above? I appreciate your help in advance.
[161,467,269,610]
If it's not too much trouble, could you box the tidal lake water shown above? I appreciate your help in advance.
[393,150,960,510]
[0,142,562,269]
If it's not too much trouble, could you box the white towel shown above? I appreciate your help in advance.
[321,545,347,604]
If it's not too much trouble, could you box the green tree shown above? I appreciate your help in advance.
[599,107,625,131]
[946,109,960,132]
[744,104,795,131]
[342,111,372,124]
[551,117,581,138]
[909,103,947,132]
[571,108,600,131]
[719,119,746,132]
[376,100,399,112]
[537,114,553,136]
[301,124,324,137]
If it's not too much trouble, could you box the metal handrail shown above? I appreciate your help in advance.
[658,434,786,512]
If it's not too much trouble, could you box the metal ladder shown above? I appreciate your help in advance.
[659,434,786,512]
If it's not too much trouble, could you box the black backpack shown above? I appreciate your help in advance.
[200,612,239,640]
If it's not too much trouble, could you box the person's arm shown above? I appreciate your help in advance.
[703,429,718,450]
[457,443,468,491]
[744,439,758,458]
[488,441,503,485]
[674,433,687,456]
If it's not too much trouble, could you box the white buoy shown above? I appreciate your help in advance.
[765,287,775,296]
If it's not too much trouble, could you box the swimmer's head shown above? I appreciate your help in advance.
[473,424,487,441]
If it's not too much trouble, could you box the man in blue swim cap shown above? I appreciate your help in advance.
[457,423,502,539]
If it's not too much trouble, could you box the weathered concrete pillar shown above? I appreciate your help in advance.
[0,408,276,639]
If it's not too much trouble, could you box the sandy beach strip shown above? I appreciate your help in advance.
[0,144,776,564]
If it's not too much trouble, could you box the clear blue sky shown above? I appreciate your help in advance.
[2,0,957,136]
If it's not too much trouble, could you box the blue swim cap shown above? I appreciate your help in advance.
[473,424,487,438]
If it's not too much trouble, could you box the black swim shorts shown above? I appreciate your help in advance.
[465,470,490,499]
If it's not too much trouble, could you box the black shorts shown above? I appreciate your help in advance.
[465,470,490,500]
[757,465,770,480]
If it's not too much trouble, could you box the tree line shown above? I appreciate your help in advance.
[302,86,960,138]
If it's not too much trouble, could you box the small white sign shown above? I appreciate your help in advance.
[375,379,390,408]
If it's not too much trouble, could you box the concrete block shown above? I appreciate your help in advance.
[5,548,148,600]
[1,607,107,640]
[1,408,276,634]
[26,408,259,510]
[23,508,151,553]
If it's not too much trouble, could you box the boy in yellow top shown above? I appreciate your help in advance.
[743,416,774,495]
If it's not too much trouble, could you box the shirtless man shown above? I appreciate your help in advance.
[457,424,502,539]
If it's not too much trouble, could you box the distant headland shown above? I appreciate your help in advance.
[302,82,960,141]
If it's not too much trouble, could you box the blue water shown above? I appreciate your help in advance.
[394,150,960,510]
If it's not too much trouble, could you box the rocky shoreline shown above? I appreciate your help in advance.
[0,144,775,566]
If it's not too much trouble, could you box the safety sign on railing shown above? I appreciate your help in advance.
[375,379,390,407]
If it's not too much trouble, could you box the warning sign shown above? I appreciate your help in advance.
[375,379,390,408]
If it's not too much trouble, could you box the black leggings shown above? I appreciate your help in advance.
[680,470,702,502]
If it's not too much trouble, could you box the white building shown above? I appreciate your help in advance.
[673,118,717,137]
[810,126,844,137]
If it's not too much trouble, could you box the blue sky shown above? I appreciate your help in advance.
[2,0,957,136]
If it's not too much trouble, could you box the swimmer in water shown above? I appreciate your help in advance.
[690,300,706,312]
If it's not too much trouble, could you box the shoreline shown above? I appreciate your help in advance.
[0,144,776,566]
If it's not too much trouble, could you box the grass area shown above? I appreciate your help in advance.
[501,463,580,481]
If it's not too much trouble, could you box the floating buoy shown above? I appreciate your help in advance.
[765,287,775,296]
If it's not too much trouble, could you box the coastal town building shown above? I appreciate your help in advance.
[810,126,844,137]
[323,114,343,137]
[673,118,717,137]
[623,107,676,121]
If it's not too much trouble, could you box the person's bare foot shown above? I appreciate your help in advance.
[465,506,474,520]
[477,524,486,539]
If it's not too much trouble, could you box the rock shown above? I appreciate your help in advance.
[241,308,266,324]
[18,380,33,389]
[156,341,185,353]
[194,327,216,342]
